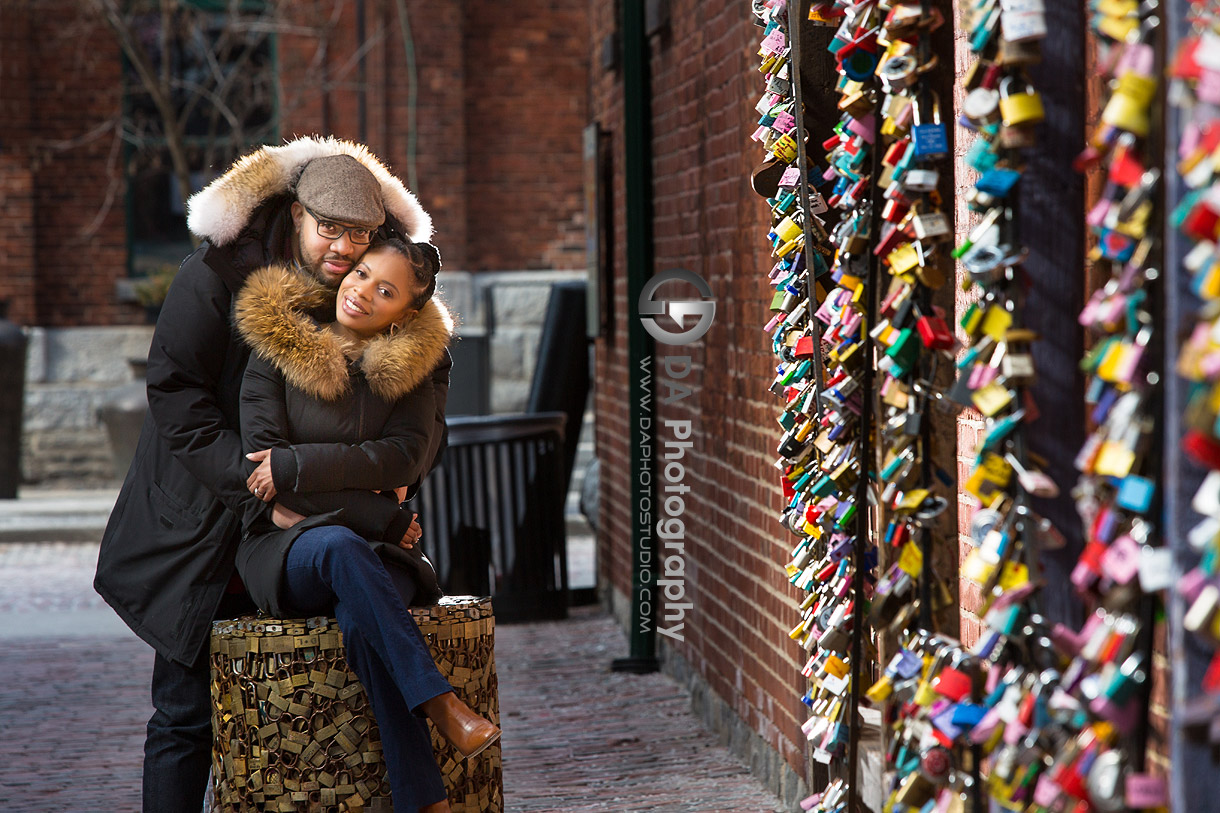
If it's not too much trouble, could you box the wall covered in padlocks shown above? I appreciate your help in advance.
[590,0,1219,811]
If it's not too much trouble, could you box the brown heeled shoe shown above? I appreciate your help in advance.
[420,691,501,759]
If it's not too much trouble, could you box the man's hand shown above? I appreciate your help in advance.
[246,449,277,502]
[400,513,421,550]
[271,503,306,530]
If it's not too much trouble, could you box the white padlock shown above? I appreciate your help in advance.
[1000,8,1047,43]
[902,168,940,192]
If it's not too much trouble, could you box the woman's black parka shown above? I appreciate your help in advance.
[231,265,454,616]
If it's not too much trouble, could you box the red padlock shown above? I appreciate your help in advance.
[883,138,910,167]
[931,666,972,702]
[1182,198,1220,242]
[1183,429,1220,469]
[916,315,954,350]
[794,334,816,359]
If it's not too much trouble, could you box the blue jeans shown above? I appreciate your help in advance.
[283,525,452,812]
[144,591,255,813]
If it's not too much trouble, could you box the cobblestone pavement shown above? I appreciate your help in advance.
[0,543,784,812]
[498,609,787,813]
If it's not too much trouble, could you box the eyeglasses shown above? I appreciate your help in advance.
[303,205,376,245]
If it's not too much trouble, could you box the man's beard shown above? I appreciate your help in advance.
[295,232,350,288]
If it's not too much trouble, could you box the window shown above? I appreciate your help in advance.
[122,1,278,275]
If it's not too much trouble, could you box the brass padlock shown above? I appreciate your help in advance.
[996,34,1042,66]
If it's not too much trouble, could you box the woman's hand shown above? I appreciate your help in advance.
[400,513,421,550]
[245,449,277,502]
[271,502,306,530]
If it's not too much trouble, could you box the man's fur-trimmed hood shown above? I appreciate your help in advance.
[187,136,432,246]
[235,265,454,402]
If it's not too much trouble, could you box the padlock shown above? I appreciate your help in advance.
[1100,83,1154,137]
[773,215,803,244]
[963,86,1002,127]
[917,314,954,350]
[838,87,875,119]
[999,351,1035,385]
[975,167,1021,199]
[969,2,1001,53]
[771,132,799,163]
[841,47,881,82]
[911,93,949,159]
[999,75,1045,127]
[999,0,1047,43]
[878,54,919,91]
[999,122,1038,150]
[902,167,939,192]
[885,3,938,38]
[996,33,1043,66]
[913,210,951,242]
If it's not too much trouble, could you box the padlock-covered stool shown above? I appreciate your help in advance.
[209,596,502,813]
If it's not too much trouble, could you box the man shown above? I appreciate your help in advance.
[94,137,447,812]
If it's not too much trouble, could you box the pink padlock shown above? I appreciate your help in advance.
[1197,68,1220,106]
[1115,40,1155,78]
[967,362,998,390]
[845,113,875,145]
[1086,197,1112,228]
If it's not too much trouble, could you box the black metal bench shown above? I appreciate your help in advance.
[416,412,569,623]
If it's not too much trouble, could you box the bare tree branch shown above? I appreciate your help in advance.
[88,0,193,220]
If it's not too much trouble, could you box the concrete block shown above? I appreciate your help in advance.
[43,327,152,384]
[491,380,530,414]
[436,271,487,335]
[23,385,114,431]
[491,284,552,327]
[24,327,48,384]
[488,330,526,380]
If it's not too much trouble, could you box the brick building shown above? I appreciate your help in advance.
[590,2,815,802]
[2,0,589,482]
[587,2,1171,809]
[0,0,588,326]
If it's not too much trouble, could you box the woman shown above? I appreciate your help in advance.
[233,238,498,813]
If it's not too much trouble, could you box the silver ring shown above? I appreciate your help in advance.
[254,488,261,496]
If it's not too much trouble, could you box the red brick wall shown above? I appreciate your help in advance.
[592,1,816,775]
[2,0,587,328]
[462,1,589,271]
[274,0,590,274]
[0,4,37,326]
[0,2,131,327]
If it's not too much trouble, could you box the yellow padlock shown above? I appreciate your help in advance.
[887,242,921,275]
[1100,73,1156,137]
[1115,71,1158,107]
[771,132,798,163]
[1101,91,1150,137]
[865,675,894,704]
[998,75,1045,128]
[774,215,803,243]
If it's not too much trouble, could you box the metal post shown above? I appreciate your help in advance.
[612,0,660,674]
[1163,1,1214,807]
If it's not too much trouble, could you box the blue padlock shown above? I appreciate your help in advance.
[976,167,1022,198]
[911,93,948,159]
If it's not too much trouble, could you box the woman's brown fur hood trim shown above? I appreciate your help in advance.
[235,265,454,402]
[187,135,432,246]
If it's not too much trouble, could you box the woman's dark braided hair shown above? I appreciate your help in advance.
[370,237,441,310]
